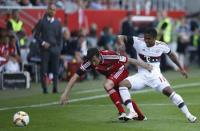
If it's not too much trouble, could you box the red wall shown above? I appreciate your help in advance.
[0,9,186,36]
[0,9,65,36]
[67,10,186,35]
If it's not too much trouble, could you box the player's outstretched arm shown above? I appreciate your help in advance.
[60,73,80,105]
[128,57,153,71]
[167,52,188,78]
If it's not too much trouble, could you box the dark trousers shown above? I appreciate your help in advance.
[40,47,60,93]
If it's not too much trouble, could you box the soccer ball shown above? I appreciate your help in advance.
[13,111,30,127]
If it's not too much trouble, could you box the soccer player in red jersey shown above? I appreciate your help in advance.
[60,48,152,120]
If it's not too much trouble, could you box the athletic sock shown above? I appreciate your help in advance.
[106,88,125,113]
[119,87,136,113]
[131,100,145,120]
[170,92,191,117]
[119,86,145,120]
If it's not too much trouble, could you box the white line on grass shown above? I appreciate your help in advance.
[75,82,200,94]
[0,82,199,111]
[76,88,104,94]
[57,103,200,107]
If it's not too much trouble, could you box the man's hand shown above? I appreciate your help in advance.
[60,93,69,105]
[59,74,79,105]
[179,68,188,79]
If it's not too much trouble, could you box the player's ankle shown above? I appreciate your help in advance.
[186,112,192,118]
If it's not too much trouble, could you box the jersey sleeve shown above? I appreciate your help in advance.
[162,43,171,54]
[119,55,128,63]
[133,36,141,49]
[76,61,91,76]
[100,50,128,64]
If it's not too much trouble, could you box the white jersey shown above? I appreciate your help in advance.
[125,36,171,92]
[132,36,170,74]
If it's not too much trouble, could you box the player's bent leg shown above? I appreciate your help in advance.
[119,87,138,121]
[116,87,146,121]
[104,80,126,120]
[169,91,197,123]
[119,80,139,121]
[119,78,147,121]
[131,100,146,121]
[163,87,197,123]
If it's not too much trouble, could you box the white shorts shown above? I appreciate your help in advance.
[125,72,170,92]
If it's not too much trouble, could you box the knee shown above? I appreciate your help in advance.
[104,82,114,91]
[162,86,174,97]
[119,80,131,89]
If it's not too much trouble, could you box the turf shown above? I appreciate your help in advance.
[0,67,200,131]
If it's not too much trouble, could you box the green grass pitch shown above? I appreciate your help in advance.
[0,67,200,131]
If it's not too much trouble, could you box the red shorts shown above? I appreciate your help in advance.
[108,68,129,86]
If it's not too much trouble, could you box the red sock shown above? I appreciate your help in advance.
[107,88,125,113]
[131,100,145,120]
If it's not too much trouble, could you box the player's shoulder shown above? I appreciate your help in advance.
[155,40,168,46]
[133,37,146,47]
[134,36,144,41]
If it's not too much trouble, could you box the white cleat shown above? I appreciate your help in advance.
[118,112,126,121]
[187,114,197,123]
[124,112,138,121]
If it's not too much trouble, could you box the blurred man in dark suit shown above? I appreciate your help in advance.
[34,4,62,94]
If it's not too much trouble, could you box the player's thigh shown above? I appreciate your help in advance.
[103,79,115,91]
[147,74,170,92]
[125,73,146,90]
[108,69,128,86]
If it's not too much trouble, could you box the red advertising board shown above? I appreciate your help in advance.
[0,8,65,36]
[0,8,185,36]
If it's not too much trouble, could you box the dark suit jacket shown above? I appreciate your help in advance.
[34,16,62,52]
[121,20,135,36]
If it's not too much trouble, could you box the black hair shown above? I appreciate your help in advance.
[144,28,157,38]
[86,48,100,60]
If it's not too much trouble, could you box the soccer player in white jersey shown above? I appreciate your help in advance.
[116,28,197,123]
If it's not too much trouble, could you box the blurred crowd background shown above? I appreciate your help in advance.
[0,0,199,83]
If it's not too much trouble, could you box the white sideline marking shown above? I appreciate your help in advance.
[76,82,200,94]
[0,82,199,111]
[76,88,104,94]
[59,103,200,107]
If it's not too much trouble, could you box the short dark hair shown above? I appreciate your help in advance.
[144,28,157,38]
[86,48,100,60]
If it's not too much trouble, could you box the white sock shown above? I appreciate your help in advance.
[181,105,192,117]
[170,92,191,117]
[119,87,136,113]
[127,103,135,112]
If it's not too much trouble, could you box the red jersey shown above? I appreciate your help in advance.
[77,50,129,85]
[0,43,16,66]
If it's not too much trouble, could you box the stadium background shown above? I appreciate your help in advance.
[0,0,200,130]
